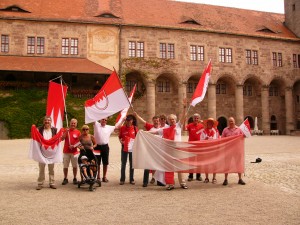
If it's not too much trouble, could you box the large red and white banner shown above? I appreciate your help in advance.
[85,71,130,124]
[133,131,244,173]
[115,83,136,127]
[29,125,64,164]
[46,81,68,130]
[190,60,212,107]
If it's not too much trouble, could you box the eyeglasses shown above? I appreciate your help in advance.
[82,128,89,131]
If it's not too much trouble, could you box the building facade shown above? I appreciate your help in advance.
[0,0,300,134]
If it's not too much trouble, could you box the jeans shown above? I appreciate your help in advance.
[120,150,134,182]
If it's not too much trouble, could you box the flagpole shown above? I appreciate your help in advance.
[49,75,62,82]
[113,67,132,108]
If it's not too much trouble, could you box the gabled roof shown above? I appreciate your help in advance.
[0,56,112,74]
[0,0,298,40]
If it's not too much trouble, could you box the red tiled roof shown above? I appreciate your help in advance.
[0,56,112,74]
[0,0,298,40]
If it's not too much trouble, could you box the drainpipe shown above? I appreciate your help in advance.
[118,24,122,77]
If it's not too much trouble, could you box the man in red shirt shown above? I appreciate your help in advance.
[186,113,204,182]
[61,118,81,185]
[119,115,138,185]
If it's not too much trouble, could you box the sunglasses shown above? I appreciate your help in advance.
[102,119,107,121]
[82,128,89,131]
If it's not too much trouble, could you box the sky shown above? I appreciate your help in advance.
[176,0,284,14]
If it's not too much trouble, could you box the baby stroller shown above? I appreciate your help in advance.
[77,149,101,191]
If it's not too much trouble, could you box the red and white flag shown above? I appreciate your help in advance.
[85,70,130,124]
[133,131,245,173]
[29,125,64,164]
[190,60,212,107]
[239,118,252,138]
[115,84,136,127]
[46,81,68,130]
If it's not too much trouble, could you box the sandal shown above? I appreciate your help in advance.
[166,185,174,190]
[102,177,109,183]
[181,184,188,189]
[212,178,217,184]
[204,178,209,183]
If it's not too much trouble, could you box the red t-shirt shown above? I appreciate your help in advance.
[144,122,154,131]
[186,123,204,141]
[119,125,138,152]
[63,129,81,154]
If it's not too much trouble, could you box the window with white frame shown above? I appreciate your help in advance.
[1,35,9,53]
[62,38,78,55]
[128,41,144,58]
[160,43,175,59]
[190,45,204,61]
[219,47,232,63]
[272,52,283,67]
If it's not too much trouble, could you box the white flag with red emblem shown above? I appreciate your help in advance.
[190,60,212,107]
[29,125,64,164]
[85,70,130,124]
[46,81,68,130]
[239,118,252,138]
[115,84,136,127]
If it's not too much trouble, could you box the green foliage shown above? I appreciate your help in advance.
[0,89,113,139]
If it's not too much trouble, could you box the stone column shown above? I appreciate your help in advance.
[208,84,216,119]
[146,81,156,121]
[285,86,294,135]
[235,85,244,125]
[261,85,270,134]
[177,82,187,116]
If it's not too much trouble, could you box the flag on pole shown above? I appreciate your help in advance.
[239,118,252,138]
[46,81,68,130]
[190,60,212,107]
[85,70,130,124]
[29,125,64,164]
[115,84,136,127]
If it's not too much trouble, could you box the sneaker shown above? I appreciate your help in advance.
[238,179,246,185]
[73,178,78,185]
[119,181,125,185]
[143,183,147,187]
[223,179,228,186]
[62,178,68,185]
[36,185,43,190]
[130,180,135,185]
[150,178,155,184]
[187,177,193,182]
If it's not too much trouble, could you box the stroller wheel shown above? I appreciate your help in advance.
[88,185,95,192]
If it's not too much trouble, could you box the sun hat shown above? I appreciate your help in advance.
[203,118,218,128]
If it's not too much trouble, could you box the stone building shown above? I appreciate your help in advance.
[0,0,299,134]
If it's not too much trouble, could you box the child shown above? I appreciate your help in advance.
[80,156,94,180]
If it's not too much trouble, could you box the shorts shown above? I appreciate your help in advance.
[63,153,78,168]
[95,144,109,166]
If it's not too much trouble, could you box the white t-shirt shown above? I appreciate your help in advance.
[93,121,115,145]
[43,129,52,140]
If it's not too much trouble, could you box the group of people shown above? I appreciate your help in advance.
[35,110,246,191]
